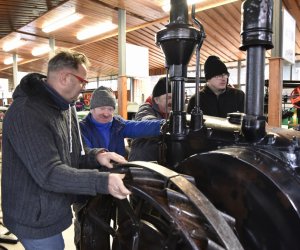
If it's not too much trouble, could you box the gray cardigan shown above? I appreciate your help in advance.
[1,73,109,239]
[128,98,164,162]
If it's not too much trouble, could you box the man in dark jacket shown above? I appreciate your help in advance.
[187,56,244,118]
[1,51,130,250]
[128,77,171,162]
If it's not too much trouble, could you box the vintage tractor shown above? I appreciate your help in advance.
[80,0,300,249]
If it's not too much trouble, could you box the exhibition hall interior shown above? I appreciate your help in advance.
[0,0,299,249]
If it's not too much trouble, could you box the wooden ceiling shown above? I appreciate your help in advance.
[0,0,299,81]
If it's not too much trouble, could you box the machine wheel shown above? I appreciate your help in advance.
[80,161,243,250]
[178,146,300,250]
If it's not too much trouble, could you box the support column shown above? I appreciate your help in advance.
[12,53,18,90]
[237,60,241,89]
[118,9,127,119]
[133,78,143,103]
[268,0,283,127]
[268,58,283,127]
[49,37,55,59]
[129,78,134,102]
[97,76,99,88]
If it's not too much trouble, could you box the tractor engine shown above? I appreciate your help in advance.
[80,1,300,249]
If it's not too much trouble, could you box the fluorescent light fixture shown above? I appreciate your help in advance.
[32,45,51,56]
[4,57,23,65]
[76,21,117,40]
[42,13,83,33]
[3,38,27,52]
[162,0,237,12]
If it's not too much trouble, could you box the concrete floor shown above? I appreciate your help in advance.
[0,223,75,250]
[0,153,76,250]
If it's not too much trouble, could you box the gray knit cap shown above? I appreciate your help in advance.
[90,86,116,109]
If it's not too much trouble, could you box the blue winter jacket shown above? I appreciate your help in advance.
[80,113,163,156]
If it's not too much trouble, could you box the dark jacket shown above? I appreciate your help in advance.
[128,97,165,162]
[1,73,109,239]
[80,113,162,156]
[187,85,245,118]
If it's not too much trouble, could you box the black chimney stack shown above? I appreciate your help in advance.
[240,0,274,142]
[156,0,203,167]
[156,0,202,136]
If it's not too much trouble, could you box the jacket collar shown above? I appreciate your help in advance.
[14,73,73,111]
[43,82,72,110]
[203,84,226,96]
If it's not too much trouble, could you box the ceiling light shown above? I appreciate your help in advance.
[32,46,51,56]
[162,0,237,12]
[42,13,83,33]
[4,57,23,65]
[3,38,27,52]
[76,22,117,40]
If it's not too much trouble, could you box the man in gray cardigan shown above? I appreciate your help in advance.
[1,50,131,249]
[129,77,171,162]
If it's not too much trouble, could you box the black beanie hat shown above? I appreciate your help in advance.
[204,56,229,80]
[90,86,116,109]
[152,77,171,98]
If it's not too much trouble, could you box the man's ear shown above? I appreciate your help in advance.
[90,108,95,116]
[153,97,159,104]
[59,71,68,86]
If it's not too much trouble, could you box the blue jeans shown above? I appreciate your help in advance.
[19,233,65,250]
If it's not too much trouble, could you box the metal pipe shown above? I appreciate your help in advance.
[156,0,201,136]
[156,0,203,166]
[170,0,188,24]
[189,4,206,131]
[240,0,273,142]
[245,46,265,117]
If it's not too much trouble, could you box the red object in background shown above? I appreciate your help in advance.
[290,86,300,109]
[83,91,93,109]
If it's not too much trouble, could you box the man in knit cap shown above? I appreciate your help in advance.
[80,86,164,156]
[151,77,172,118]
[75,85,164,248]
[187,55,244,118]
[129,77,172,162]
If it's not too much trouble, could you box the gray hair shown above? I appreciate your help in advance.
[47,50,90,74]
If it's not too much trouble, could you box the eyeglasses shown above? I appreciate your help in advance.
[68,73,89,85]
[214,73,230,79]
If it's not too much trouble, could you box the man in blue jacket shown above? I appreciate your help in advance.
[80,86,164,157]
[75,86,164,248]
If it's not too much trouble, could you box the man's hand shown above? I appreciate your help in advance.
[108,173,131,199]
[160,119,169,135]
[96,151,127,168]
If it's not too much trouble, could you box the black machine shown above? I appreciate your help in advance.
[80,0,300,249]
